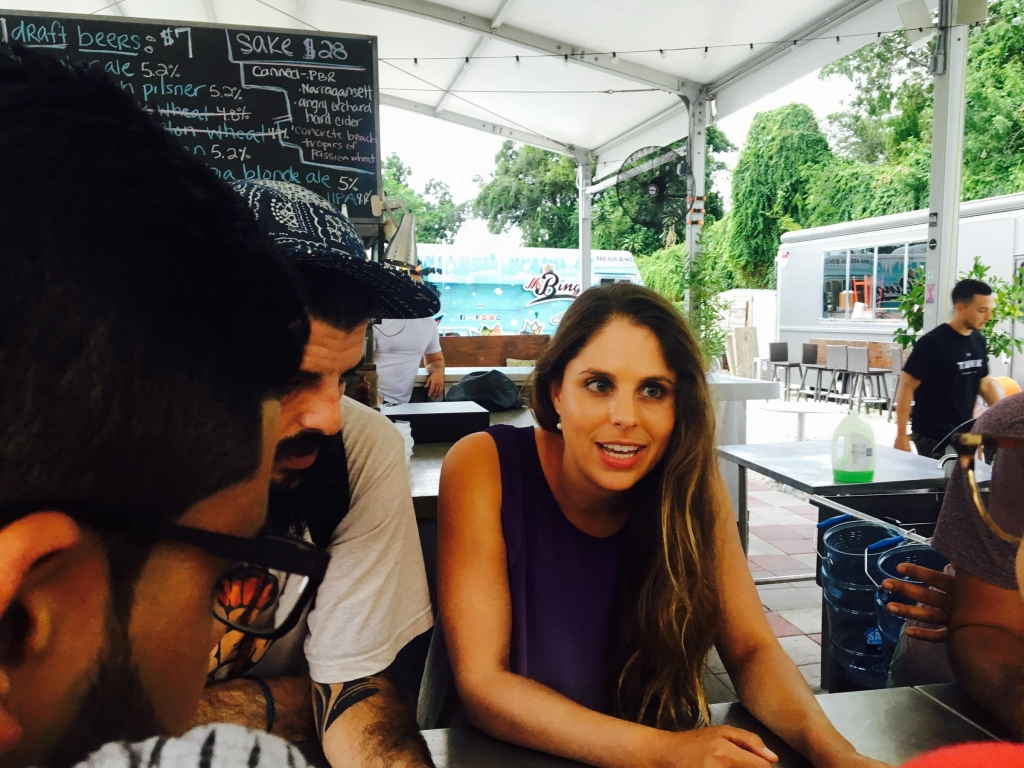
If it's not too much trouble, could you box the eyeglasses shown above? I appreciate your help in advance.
[951,433,1024,546]
[0,501,329,640]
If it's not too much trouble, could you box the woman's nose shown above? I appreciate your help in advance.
[609,394,638,427]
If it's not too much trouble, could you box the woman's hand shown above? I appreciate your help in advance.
[648,726,778,767]
[881,563,954,642]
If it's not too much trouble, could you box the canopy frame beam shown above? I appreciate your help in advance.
[923,0,970,330]
[332,0,700,97]
[380,93,593,161]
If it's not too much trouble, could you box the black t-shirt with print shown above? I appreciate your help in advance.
[904,323,988,440]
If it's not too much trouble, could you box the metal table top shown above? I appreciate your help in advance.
[409,408,535,519]
[422,686,995,767]
[718,440,990,496]
[915,682,1012,740]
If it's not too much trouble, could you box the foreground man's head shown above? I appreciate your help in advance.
[0,49,308,767]
[230,180,439,488]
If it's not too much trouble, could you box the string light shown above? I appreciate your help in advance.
[383,23,972,67]
[413,57,419,69]
[563,53,569,67]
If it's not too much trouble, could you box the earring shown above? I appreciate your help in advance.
[556,420,562,431]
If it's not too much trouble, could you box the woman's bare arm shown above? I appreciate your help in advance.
[437,434,776,768]
[712,479,885,768]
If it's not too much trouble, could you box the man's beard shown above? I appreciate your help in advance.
[40,608,162,768]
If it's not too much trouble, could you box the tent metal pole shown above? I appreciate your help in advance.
[578,159,594,292]
[685,95,707,314]
[923,0,970,332]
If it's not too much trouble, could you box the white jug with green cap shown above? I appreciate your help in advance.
[832,411,876,483]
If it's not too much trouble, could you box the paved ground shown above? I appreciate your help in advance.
[703,399,900,704]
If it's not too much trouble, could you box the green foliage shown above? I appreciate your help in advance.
[804,141,931,227]
[961,5,1024,200]
[819,1,1024,205]
[473,142,580,248]
[960,258,1024,359]
[382,153,468,244]
[892,257,1024,357]
[473,127,736,258]
[728,104,832,289]
[820,30,931,164]
[636,242,728,365]
[893,271,926,349]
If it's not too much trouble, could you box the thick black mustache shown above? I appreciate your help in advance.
[275,430,330,461]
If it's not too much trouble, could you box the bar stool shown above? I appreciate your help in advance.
[768,342,802,401]
[823,345,849,404]
[887,347,904,422]
[847,346,888,414]
[797,343,825,401]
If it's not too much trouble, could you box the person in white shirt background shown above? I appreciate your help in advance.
[374,273,446,404]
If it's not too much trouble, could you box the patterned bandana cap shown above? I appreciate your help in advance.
[231,179,440,319]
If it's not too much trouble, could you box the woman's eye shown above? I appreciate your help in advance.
[642,384,665,398]
[585,379,611,393]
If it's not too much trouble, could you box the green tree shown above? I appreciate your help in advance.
[819,1,1024,204]
[473,142,580,247]
[894,257,1024,358]
[382,152,469,244]
[474,127,736,257]
[728,104,832,289]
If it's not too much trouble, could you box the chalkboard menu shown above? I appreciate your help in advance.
[0,11,380,220]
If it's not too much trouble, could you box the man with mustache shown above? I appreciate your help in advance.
[0,48,319,768]
[196,180,440,768]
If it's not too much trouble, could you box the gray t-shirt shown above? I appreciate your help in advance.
[71,725,310,768]
[931,392,1024,591]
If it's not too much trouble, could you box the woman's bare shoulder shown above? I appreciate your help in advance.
[444,431,500,470]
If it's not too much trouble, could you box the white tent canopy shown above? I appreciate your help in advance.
[9,0,929,178]
[12,0,968,324]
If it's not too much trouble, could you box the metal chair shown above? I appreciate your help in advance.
[797,343,825,401]
[823,345,849,404]
[888,347,904,422]
[847,345,888,414]
[768,342,802,401]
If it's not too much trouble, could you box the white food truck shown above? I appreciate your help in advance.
[777,192,1024,383]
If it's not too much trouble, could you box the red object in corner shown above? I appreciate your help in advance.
[902,743,1024,767]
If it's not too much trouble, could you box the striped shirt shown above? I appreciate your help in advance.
[68,725,313,768]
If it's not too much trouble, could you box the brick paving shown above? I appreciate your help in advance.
[702,400,901,704]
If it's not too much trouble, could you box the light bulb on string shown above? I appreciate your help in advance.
[413,57,420,69]
[563,54,569,67]
[703,46,708,58]
[836,35,841,43]
[611,52,619,64]
[659,48,666,59]
[515,55,521,68]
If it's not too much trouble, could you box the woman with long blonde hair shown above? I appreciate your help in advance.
[437,284,884,767]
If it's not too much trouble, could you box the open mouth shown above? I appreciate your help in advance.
[595,442,648,470]
[598,442,644,459]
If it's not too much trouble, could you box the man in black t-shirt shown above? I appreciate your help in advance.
[895,278,1003,457]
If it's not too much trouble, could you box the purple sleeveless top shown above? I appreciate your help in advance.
[488,424,625,713]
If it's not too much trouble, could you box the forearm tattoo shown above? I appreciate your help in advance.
[312,678,380,741]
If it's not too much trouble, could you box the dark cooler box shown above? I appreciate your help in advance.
[382,401,489,443]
